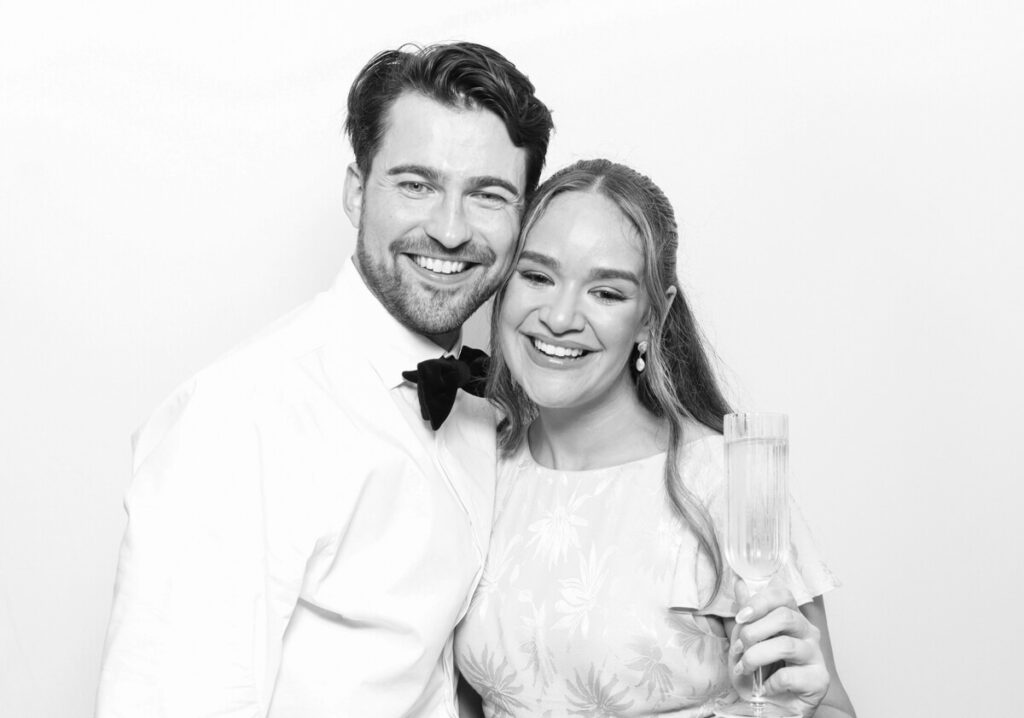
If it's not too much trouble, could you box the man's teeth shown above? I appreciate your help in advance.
[533,338,586,358]
[414,256,468,274]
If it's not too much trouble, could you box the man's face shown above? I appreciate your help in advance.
[344,92,528,347]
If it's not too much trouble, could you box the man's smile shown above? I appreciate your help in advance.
[411,254,472,275]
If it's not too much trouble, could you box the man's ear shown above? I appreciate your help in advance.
[342,163,364,229]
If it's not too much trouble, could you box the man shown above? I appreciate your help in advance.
[97,42,553,717]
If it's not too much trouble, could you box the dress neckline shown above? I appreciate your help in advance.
[518,432,723,476]
[521,445,668,475]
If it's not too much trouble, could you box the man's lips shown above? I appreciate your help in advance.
[410,254,472,275]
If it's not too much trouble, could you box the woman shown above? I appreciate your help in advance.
[455,160,855,717]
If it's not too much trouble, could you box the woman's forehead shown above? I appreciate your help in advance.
[525,191,644,267]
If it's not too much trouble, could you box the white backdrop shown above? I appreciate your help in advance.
[2,2,1022,716]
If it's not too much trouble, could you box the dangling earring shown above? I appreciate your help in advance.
[635,341,648,373]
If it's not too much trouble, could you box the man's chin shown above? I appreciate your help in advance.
[404,265,492,297]
[370,266,499,336]
[399,294,484,335]
[409,282,493,317]
[399,308,472,337]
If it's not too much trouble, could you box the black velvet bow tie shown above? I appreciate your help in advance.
[402,346,490,430]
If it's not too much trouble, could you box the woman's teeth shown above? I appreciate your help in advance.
[414,256,468,274]
[533,338,586,359]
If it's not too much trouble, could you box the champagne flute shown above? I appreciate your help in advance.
[716,412,798,718]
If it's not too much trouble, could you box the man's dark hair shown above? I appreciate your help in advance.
[345,42,554,194]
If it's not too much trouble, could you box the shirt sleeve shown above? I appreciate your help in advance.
[691,492,841,617]
[96,377,340,718]
[669,437,840,616]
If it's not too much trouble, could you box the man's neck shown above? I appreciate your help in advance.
[350,256,461,353]
[424,328,459,352]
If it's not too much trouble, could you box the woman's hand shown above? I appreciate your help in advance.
[727,577,830,717]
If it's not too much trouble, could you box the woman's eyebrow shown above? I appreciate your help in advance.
[588,268,639,284]
[519,251,639,285]
[518,250,558,269]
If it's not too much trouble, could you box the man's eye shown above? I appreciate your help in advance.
[472,192,509,209]
[400,181,431,194]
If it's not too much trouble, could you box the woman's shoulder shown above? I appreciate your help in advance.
[678,419,726,495]
[680,419,724,459]
[497,438,532,470]
[681,418,720,445]
[495,440,535,499]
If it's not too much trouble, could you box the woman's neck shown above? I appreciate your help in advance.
[528,388,668,471]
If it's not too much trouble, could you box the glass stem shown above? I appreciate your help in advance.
[752,665,766,702]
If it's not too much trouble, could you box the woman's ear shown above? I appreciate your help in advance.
[664,285,678,311]
[639,285,677,341]
[342,163,364,229]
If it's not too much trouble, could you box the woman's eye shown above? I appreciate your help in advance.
[519,270,551,286]
[593,289,626,302]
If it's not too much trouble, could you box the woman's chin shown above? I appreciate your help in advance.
[520,381,577,409]
[523,385,588,413]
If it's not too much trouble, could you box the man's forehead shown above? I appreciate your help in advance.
[374,92,527,188]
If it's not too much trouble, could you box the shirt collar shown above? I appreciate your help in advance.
[331,257,463,390]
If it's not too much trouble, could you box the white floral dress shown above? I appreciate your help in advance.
[454,435,839,717]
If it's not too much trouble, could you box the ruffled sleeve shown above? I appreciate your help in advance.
[668,436,840,616]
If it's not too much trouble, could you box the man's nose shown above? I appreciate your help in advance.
[539,289,584,334]
[425,193,472,249]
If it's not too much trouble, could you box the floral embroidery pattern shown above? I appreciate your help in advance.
[458,645,528,717]
[526,487,590,567]
[665,613,721,665]
[626,635,674,701]
[565,665,635,717]
[453,438,838,718]
[471,534,523,618]
[518,599,556,688]
[553,546,613,637]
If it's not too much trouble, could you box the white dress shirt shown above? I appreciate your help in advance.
[97,259,497,717]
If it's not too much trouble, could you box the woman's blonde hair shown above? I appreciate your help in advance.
[487,158,732,606]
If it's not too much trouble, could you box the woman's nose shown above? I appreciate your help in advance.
[539,290,584,334]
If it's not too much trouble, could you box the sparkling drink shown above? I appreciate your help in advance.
[716,412,798,718]
[725,437,790,585]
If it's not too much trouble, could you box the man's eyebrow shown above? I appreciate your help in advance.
[519,251,639,285]
[387,165,521,198]
[467,175,522,198]
[386,164,442,183]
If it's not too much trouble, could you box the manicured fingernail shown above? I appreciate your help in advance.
[733,660,744,676]
[731,639,743,655]
[736,607,753,624]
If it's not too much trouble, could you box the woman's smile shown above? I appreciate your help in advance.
[499,190,650,412]
[527,335,593,361]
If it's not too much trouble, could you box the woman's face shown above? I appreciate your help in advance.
[498,190,652,413]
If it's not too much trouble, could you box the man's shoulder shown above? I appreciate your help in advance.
[134,289,369,451]
[206,290,346,386]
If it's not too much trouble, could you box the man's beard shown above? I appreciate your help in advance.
[356,226,503,337]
